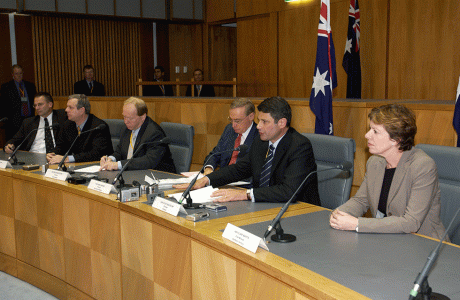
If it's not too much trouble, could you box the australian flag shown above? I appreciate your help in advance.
[454,76,460,147]
[342,0,361,99]
[310,0,337,135]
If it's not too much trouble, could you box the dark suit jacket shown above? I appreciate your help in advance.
[143,80,174,96]
[74,80,105,96]
[5,109,67,152]
[112,117,176,173]
[185,84,215,97]
[54,114,113,162]
[207,127,320,204]
[204,122,258,169]
[0,80,36,140]
[337,148,446,239]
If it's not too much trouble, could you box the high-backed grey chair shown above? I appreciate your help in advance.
[104,119,125,150]
[160,122,194,174]
[415,144,460,245]
[302,133,356,210]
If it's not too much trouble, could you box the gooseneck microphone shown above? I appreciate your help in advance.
[178,144,249,209]
[263,161,353,243]
[8,123,60,165]
[112,137,171,187]
[58,124,106,171]
[408,206,460,300]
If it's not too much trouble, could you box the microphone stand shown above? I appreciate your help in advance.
[408,206,460,300]
[8,125,56,165]
[264,162,352,243]
[179,144,249,209]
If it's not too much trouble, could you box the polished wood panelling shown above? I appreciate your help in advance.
[0,14,12,86]
[32,16,142,97]
[207,0,235,22]
[210,25,237,97]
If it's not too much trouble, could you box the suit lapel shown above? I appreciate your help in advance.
[386,150,412,208]
[369,157,386,212]
[271,128,292,172]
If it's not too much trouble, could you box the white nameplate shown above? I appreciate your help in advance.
[45,169,70,181]
[0,160,12,169]
[152,196,187,216]
[222,223,269,253]
[144,175,155,185]
[88,179,117,194]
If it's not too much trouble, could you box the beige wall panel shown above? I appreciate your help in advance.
[91,101,109,120]
[91,250,122,300]
[290,104,316,134]
[211,26,237,97]
[295,292,315,300]
[64,238,93,296]
[63,193,91,247]
[152,223,191,299]
[237,15,275,97]
[193,133,208,165]
[146,102,157,121]
[191,241,236,300]
[38,228,65,280]
[106,100,125,119]
[154,282,182,300]
[181,103,207,134]
[207,0,234,22]
[15,220,39,268]
[120,211,153,281]
[207,102,230,135]
[0,215,16,257]
[67,284,94,300]
[0,252,17,276]
[90,201,120,262]
[155,102,182,124]
[13,180,37,226]
[122,265,154,300]
[37,185,63,236]
[17,260,67,300]
[236,0,284,18]
[414,110,455,146]
[387,0,460,100]
[0,175,14,217]
[237,262,295,299]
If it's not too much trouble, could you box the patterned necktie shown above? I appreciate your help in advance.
[127,131,135,159]
[229,134,242,165]
[44,118,54,153]
[77,126,81,136]
[197,85,202,96]
[259,145,274,187]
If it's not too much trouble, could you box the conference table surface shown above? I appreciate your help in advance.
[1,151,460,300]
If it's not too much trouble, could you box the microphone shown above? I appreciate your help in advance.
[178,144,249,209]
[112,137,171,186]
[408,206,460,300]
[263,161,353,243]
[0,117,8,123]
[7,123,59,165]
[58,124,107,171]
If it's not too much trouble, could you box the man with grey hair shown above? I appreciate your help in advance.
[203,98,258,176]
[47,94,112,164]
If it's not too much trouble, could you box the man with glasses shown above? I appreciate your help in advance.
[202,98,258,176]
[4,92,67,154]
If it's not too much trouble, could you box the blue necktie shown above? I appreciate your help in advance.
[259,145,274,187]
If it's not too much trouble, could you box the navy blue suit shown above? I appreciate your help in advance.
[207,127,320,205]
[204,122,258,170]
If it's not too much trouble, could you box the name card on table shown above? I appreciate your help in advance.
[0,160,12,169]
[45,169,70,181]
[88,179,117,194]
[222,223,269,253]
[152,196,187,216]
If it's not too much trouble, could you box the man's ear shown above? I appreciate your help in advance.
[277,118,287,128]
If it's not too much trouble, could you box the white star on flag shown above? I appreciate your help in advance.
[312,68,330,97]
[456,76,460,103]
[344,38,352,54]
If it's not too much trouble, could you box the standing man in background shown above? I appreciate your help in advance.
[0,64,37,140]
[74,65,105,96]
[186,69,215,97]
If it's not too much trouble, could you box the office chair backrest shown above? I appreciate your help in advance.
[160,122,194,174]
[104,119,125,150]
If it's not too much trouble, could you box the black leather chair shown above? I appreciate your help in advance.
[104,119,125,150]
[160,122,194,174]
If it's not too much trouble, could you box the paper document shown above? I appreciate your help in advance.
[156,173,204,189]
[169,186,221,204]
[227,181,251,186]
[74,165,100,173]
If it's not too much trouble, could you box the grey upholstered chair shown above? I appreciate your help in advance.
[104,119,125,150]
[160,122,194,174]
[415,144,460,245]
[302,133,356,209]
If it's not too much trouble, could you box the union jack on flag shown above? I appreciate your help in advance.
[343,0,361,99]
[309,0,337,135]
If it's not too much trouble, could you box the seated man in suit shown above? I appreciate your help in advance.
[99,97,176,172]
[143,66,174,96]
[174,96,320,205]
[0,64,37,140]
[47,94,113,164]
[73,65,105,96]
[4,92,67,154]
[203,98,258,176]
[185,69,215,97]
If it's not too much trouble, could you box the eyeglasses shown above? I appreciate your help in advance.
[33,103,46,108]
[228,114,249,125]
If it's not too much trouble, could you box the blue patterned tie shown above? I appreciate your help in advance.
[259,145,274,187]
